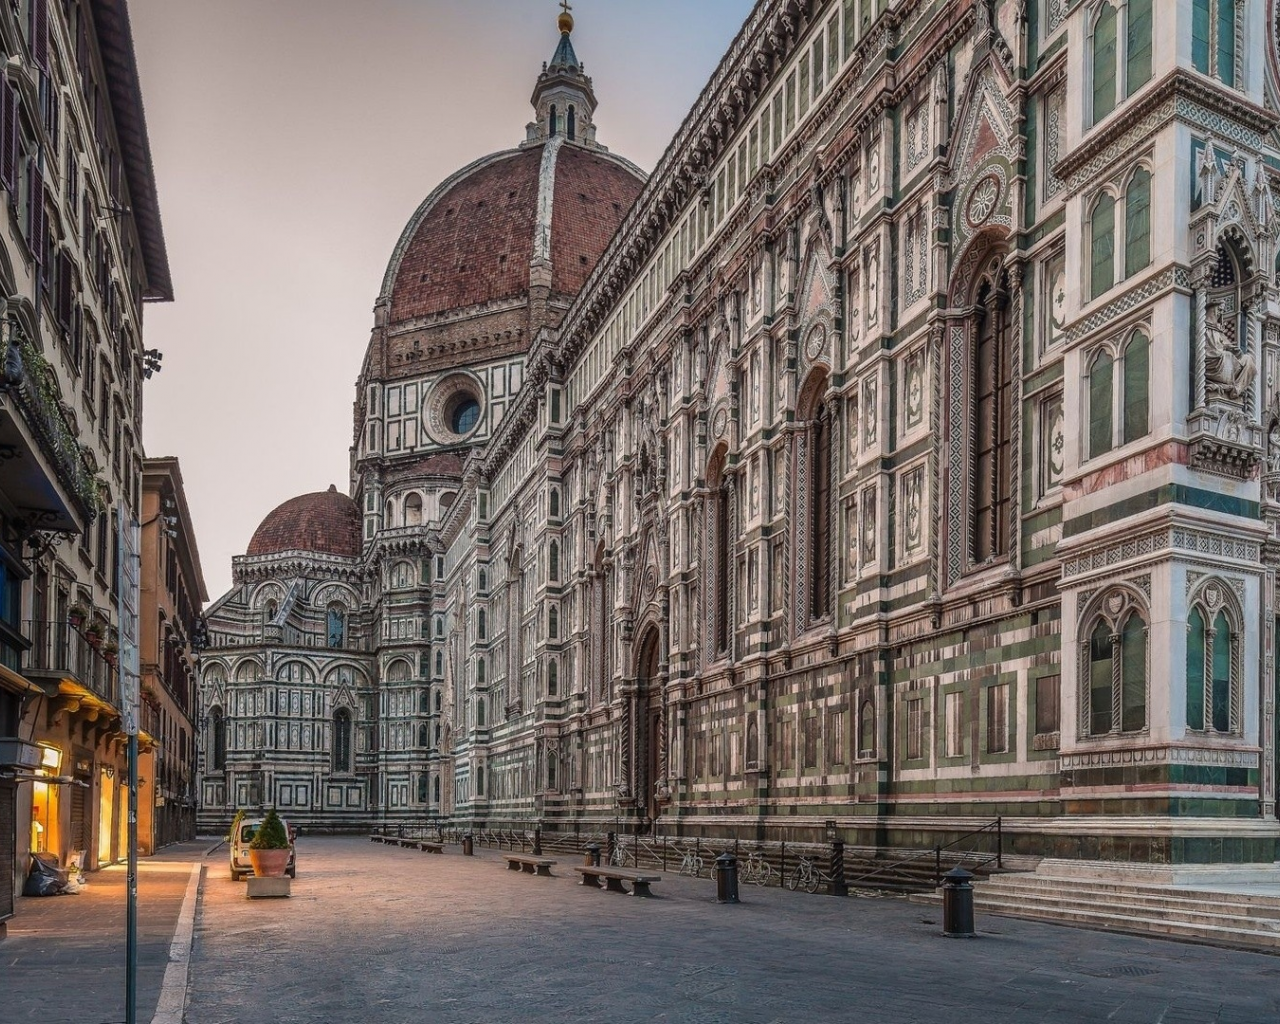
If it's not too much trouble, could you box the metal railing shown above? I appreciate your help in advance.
[24,619,120,708]
[369,816,1005,894]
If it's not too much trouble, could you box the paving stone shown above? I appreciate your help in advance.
[177,837,1280,1024]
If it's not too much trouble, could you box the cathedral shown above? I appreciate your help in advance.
[199,0,1280,873]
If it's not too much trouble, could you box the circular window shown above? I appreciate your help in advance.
[451,398,480,435]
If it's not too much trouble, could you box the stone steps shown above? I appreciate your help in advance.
[913,873,1280,953]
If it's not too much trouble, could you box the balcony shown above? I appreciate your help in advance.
[0,329,102,533]
[23,620,120,711]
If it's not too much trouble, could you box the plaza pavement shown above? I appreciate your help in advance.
[181,836,1279,1024]
[0,840,205,1024]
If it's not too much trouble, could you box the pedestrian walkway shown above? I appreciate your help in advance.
[0,841,205,1024]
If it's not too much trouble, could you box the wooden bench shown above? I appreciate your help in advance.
[503,854,556,876]
[573,865,662,897]
[369,835,387,843]
[417,841,444,854]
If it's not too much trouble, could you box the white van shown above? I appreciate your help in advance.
[228,816,297,881]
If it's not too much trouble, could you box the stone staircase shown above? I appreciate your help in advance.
[914,871,1280,953]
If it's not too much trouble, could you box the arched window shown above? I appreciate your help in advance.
[433,776,441,802]
[333,709,352,772]
[811,399,832,619]
[418,723,429,748]
[549,104,558,136]
[404,493,423,527]
[1122,332,1149,444]
[1088,350,1115,459]
[549,488,560,519]
[1187,607,1207,731]
[547,659,558,696]
[477,698,486,727]
[386,659,412,683]
[434,690,442,712]
[567,105,576,141]
[548,541,560,582]
[479,568,488,592]
[434,650,444,676]
[435,616,444,638]
[746,716,758,767]
[1092,4,1118,122]
[476,658,486,685]
[263,599,277,625]
[709,448,731,655]
[859,699,875,757]
[548,606,558,639]
[1124,168,1150,278]
[1090,194,1116,298]
[417,773,428,803]
[477,609,487,640]
[1193,0,1236,86]
[548,753,558,789]
[419,689,429,713]
[1082,592,1148,736]
[384,499,394,526]
[326,604,346,648]
[1126,0,1153,91]
[210,707,226,771]
[971,279,1012,563]
[1187,591,1239,734]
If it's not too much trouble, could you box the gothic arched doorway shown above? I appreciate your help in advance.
[635,626,663,826]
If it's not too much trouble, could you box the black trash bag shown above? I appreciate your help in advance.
[23,852,72,896]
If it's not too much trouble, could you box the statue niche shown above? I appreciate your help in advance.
[1188,241,1265,476]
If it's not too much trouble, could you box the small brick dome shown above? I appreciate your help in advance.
[384,141,645,324]
[247,486,361,559]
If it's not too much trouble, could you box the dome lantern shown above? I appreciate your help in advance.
[527,2,599,149]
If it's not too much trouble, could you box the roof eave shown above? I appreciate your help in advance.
[91,0,173,303]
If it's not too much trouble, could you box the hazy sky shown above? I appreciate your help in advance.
[131,0,755,602]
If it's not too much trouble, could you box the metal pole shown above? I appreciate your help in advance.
[126,730,138,1024]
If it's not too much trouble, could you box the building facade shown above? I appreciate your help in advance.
[0,0,171,930]
[202,0,1280,871]
[138,457,206,853]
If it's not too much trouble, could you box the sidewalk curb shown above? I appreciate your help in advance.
[150,862,203,1024]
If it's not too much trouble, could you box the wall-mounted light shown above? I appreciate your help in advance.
[102,764,115,780]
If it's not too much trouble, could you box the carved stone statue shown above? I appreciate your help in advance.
[1204,302,1256,403]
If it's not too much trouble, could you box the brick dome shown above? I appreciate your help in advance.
[247,486,361,559]
[382,141,645,324]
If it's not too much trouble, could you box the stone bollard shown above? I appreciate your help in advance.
[584,843,601,867]
[714,852,739,904]
[533,826,543,856]
[829,839,848,897]
[941,867,976,938]
[462,834,474,857]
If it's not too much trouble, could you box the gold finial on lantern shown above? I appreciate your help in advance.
[558,0,574,35]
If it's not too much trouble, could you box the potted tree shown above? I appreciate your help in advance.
[248,809,292,878]
[84,621,104,649]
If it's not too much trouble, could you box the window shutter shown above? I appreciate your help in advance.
[1090,194,1115,299]
[1091,4,1118,123]
[1122,333,1149,445]
[1192,0,1211,73]
[1186,609,1206,731]
[1088,352,1114,459]
[57,249,73,326]
[1124,169,1151,278]
[29,159,44,265]
[0,79,16,198]
[31,0,50,73]
[1215,0,1235,87]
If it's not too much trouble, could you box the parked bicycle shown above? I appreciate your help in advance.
[739,850,777,887]
[786,855,827,894]
[676,847,704,877]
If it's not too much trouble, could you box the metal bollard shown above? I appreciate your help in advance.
[714,852,740,904]
[606,831,617,864]
[941,867,976,938]
[829,839,848,897]
[462,834,474,856]
[584,843,601,867]
[533,826,543,856]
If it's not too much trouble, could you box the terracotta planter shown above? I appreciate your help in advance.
[68,611,85,629]
[249,848,291,878]
[85,631,104,649]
